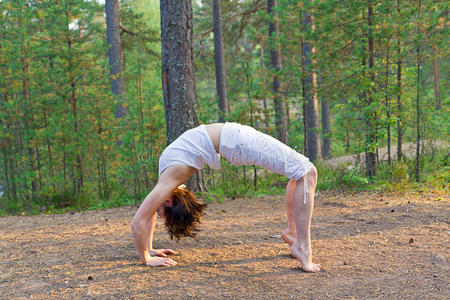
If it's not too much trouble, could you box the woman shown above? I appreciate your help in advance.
[131,122,321,272]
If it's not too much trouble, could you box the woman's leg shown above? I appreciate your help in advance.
[290,166,321,272]
[282,179,297,246]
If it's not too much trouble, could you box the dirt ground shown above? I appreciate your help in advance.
[0,190,449,299]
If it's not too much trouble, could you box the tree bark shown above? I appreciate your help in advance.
[415,0,422,182]
[105,0,127,118]
[385,39,391,166]
[301,4,321,161]
[365,1,376,177]
[321,99,331,159]
[260,43,269,128]
[160,0,205,191]
[396,0,403,161]
[212,0,229,122]
[267,0,288,143]
[2,149,10,202]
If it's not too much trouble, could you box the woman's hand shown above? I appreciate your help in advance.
[149,248,178,257]
[146,256,177,267]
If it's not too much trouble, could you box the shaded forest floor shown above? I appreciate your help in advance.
[1,191,449,299]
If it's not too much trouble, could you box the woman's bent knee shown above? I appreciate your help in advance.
[309,165,317,179]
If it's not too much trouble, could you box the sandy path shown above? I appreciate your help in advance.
[324,140,448,167]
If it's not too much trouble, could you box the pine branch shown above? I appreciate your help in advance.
[195,0,266,58]
[195,29,213,59]
[119,25,160,58]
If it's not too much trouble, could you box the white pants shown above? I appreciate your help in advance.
[219,123,313,181]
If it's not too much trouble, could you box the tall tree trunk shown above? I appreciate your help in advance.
[415,0,422,182]
[212,0,229,122]
[345,126,350,151]
[365,1,377,177]
[9,155,17,201]
[136,64,150,190]
[260,43,269,128]
[64,2,83,193]
[385,39,391,166]
[35,144,42,189]
[43,110,55,180]
[62,127,67,186]
[160,0,205,192]
[267,0,288,143]
[321,99,331,159]
[302,78,307,153]
[2,149,10,202]
[244,60,258,190]
[396,0,403,161]
[432,45,441,110]
[18,1,37,202]
[105,0,127,118]
[301,4,321,161]
[285,98,290,129]
[97,158,103,198]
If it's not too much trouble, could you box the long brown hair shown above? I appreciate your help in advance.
[164,186,207,240]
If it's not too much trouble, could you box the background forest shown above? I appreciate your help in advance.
[0,0,448,215]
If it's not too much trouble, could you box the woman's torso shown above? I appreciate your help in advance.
[204,123,224,153]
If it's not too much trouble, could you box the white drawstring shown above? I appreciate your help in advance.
[303,173,308,205]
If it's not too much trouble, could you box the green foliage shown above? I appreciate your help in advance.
[316,162,369,191]
[0,0,448,215]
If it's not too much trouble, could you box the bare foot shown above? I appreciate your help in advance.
[290,242,321,273]
[282,229,296,246]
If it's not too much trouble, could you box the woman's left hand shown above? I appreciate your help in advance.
[149,249,177,257]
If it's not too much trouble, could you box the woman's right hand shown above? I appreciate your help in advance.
[145,256,177,267]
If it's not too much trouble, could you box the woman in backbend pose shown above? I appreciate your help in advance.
[131,122,321,272]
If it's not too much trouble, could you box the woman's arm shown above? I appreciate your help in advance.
[131,183,177,266]
[146,212,177,257]
[146,212,157,251]
[131,165,197,266]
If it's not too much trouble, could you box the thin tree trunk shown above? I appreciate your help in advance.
[321,99,331,159]
[302,78,307,153]
[35,144,42,189]
[396,0,403,161]
[365,1,376,177]
[415,0,422,181]
[267,0,288,143]
[97,158,103,198]
[253,165,257,191]
[14,120,27,199]
[9,157,17,201]
[94,94,107,194]
[105,0,127,118]
[43,110,55,180]
[385,39,391,166]
[260,44,269,128]
[244,59,258,190]
[345,126,350,151]
[161,0,205,192]
[212,0,229,122]
[136,61,150,191]
[2,148,10,202]
[102,156,107,187]
[301,4,321,161]
[285,99,290,129]
[64,2,83,193]
[63,134,67,186]
[18,1,37,201]
[432,45,441,110]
